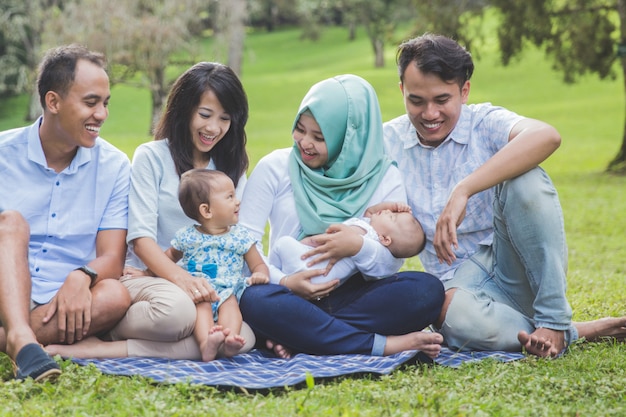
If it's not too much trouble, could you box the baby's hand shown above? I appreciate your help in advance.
[248,272,269,285]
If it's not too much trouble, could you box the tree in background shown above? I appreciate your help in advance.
[294,0,416,67]
[0,0,63,120]
[44,0,206,132]
[212,0,248,76]
[488,0,626,174]
[248,0,300,31]
[411,0,488,54]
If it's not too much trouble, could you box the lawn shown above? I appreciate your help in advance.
[1,24,625,416]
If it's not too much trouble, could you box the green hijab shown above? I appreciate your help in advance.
[288,74,393,238]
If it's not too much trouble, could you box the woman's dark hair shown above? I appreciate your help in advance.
[396,33,474,88]
[154,62,249,187]
[37,44,106,109]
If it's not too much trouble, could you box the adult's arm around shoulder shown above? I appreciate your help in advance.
[239,148,291,284]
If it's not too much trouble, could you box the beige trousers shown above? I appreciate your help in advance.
[110,276,255,359]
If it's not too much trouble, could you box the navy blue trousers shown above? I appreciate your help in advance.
[239,271,444,355]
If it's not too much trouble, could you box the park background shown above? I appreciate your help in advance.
[1,1,625,416]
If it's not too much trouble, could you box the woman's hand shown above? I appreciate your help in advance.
[281,269,338,300]
[175,270,220,304]
[122,265,150,278]
[301,224,363,271]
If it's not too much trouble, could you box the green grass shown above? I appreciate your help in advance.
[1,25,626,416]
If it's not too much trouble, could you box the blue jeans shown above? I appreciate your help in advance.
[239,271,444,356]
[439,167,577,351]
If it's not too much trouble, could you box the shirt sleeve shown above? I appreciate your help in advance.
[126,144,164,243]
[98,147,131,231]
[239,152,287,284]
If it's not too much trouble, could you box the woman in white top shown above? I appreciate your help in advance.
[238,75,445,358]
[47,62,256,360]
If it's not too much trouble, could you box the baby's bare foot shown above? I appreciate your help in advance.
[199,326,226,362]
[220,331,245,358]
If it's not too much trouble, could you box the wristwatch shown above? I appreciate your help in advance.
[75,265,98,286]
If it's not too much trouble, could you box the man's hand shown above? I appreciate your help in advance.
[42,270,93,344]
[434,191,468,265]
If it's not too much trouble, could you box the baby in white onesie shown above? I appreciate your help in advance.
[270,201,425,286]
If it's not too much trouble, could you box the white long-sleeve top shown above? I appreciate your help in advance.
[125,139,246,269]
[239,148,407,284]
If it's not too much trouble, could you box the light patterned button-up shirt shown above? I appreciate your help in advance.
[383,103,523,281]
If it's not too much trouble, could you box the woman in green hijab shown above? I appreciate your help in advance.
[239,75,444,357]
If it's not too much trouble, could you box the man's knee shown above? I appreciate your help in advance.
[440,288,516,351]
[92,278,131,322]
[500,167,555,206]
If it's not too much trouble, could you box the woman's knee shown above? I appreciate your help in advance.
[131,280,197,332]
[240,284,288,320]
[397,271,445,308]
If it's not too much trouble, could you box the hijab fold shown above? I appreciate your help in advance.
[288,74,392,238]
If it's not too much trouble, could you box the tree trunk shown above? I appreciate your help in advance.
[608,0,626,174]
[373,37,384,68]
[348,21,356,41]
[26,87,42,122]
[227,0,247,76]
[214,0,247,76]
[150,66,166,136]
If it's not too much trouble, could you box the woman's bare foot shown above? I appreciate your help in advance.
[45,336,128,359]
[266,340,292,359]
[383,331,443,358]
[517,328,564,358]
[199,326,226,362]
[219,329,245,358]
[575,317,626,341]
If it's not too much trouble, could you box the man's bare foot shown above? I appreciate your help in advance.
[383,331,443,358]
[517,328,564,358]
[266,340,292,359]
[220,331,245,358]
[46,336,128,359]
[199,326,226,362]
[575,317,626,341]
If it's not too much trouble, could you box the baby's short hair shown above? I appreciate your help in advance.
[178,169,229,221]
[388,212,426,259]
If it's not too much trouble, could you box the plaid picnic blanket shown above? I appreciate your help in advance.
[70,348,524,389]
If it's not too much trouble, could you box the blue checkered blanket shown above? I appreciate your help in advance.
[71,348,524,389]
